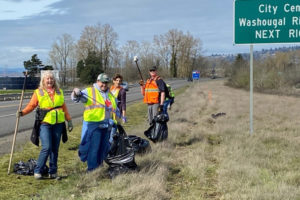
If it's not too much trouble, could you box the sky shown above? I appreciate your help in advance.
[0,0,294,69]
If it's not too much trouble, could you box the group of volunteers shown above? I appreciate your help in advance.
[17,66,174,179]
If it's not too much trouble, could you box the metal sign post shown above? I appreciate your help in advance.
[250,44,253,135]
[234,0,300,134]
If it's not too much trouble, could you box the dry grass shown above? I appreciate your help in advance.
[2,80,300,199]
[193,80,300,200]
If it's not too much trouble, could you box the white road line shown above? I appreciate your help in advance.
[0,113,15,118]
[0,102,80,118]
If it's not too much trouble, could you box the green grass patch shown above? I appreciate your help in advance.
[0,86,188,200]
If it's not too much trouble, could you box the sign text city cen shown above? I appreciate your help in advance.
[234,0,300,44]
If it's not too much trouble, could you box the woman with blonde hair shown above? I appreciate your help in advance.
[17,70,73,179]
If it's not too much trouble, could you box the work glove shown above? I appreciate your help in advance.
[139,80,144,86]
[122,116,127,123]
[73,88,82,98]
[67,120,73,132]
[158,105,164,113]
[16,111,23,118]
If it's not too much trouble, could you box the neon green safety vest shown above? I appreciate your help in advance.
[166,84,175,100]
[35,88,65,124]
[84,87,117,123]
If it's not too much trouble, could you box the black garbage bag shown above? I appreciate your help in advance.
[105,124,137,178]
[144,113,168,143]
[13,158,49,176]
[128,135,151,154]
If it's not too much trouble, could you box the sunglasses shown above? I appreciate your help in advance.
[149,69,156,72]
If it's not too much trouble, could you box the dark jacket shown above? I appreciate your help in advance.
[31,108,67,146]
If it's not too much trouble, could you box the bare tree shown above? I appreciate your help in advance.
[102,24,118,71]
[76,23,118,71]
[49,33,76,85]
[139,41,157,71]
[76,24,102,61]
[120,40,141,80]
[153,29,202,78]
[177,32,202,77]
[153,34,170,69]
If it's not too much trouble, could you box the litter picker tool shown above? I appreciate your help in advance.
[134,56,144,81]
[8,71,28,175]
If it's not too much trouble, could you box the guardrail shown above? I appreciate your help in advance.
[0,91,73,101]
[0,84,137,101]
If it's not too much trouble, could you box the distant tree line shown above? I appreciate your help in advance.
[226,50,300,93]
[24,23,209,85]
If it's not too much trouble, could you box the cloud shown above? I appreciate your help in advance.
[11,46,49,53]
[0,46,49,67]
[0,0,66,20]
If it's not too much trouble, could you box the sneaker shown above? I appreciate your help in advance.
[49,173,57,179]
[34,173,42,180]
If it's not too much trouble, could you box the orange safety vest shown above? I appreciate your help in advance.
[144,76,160,104]
[110,85,121,98]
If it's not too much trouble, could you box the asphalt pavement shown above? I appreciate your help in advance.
[0,79,191,138]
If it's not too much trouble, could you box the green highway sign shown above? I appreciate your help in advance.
[234,0,300,44]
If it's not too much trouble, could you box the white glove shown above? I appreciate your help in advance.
[16,111,23,118]
[73,88,82,97]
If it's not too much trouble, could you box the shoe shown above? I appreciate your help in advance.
[49,173,57,179]
[34,173,42,180]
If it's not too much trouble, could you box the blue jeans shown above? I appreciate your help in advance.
[109,123,117,144]
[87,127,110,171]
[34,123,63,175]
[163,99,172,118]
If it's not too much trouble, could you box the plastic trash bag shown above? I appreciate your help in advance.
[144,113,168,143]
[13,158,49,176]
[127,135,151,154]
[105,124,137,178]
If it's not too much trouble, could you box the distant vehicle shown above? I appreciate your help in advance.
[187,77,193,82]
[120,82,129,91]
[211,69,216,79]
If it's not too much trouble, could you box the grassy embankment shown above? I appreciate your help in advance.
[1,80,300,199]
[0,86,187,200]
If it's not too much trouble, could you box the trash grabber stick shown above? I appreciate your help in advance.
[82,93,104,105]
[133,56,144,81]
[81,93,119,116]
[8,71,28,175]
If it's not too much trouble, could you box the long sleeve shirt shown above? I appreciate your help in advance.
[110,86,126,115]
[22,91,71,121]
[71,83,120,120]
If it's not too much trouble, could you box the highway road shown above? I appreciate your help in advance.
[0,79,191,138]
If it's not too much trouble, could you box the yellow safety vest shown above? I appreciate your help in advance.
[83,87,117,123]
[35,88,65,124]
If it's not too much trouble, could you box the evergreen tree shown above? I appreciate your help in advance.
[78,51,103,84]
[76,60,84,78]
[43,65,54,70]
[23,54,42,77]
